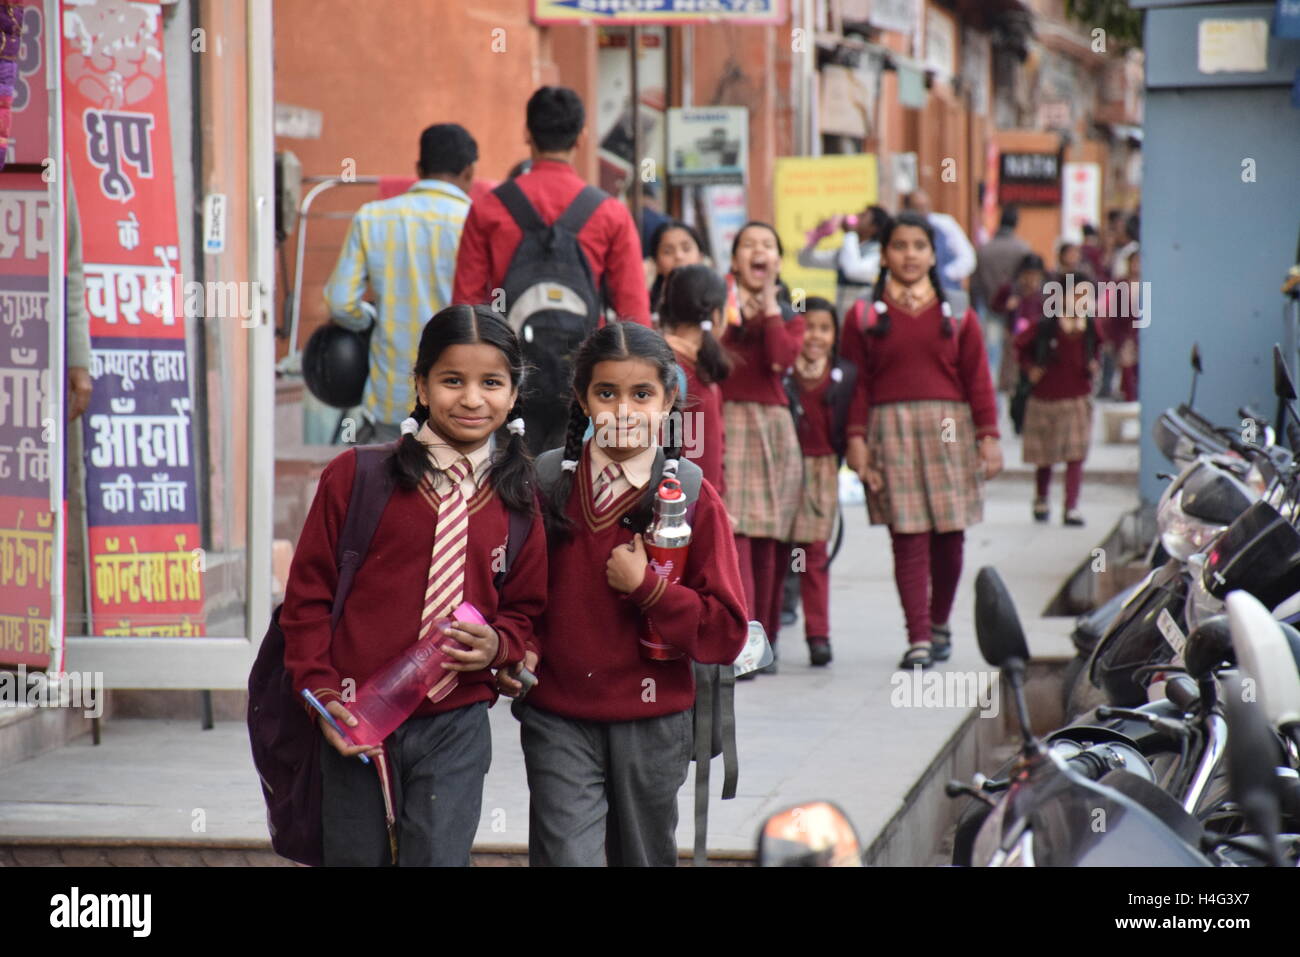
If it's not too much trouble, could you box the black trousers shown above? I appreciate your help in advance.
[319,702,491,867]
[515,700,692,867]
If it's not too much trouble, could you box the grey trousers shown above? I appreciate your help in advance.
[319,701,491,867]
[514,700,693,867]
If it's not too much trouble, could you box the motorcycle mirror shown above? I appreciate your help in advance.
[1190,343,1202,374]
[1273,345,1297,401]
[974,567,1029,669]
[756,801,863,867]
[1226,592,1300,731]
[1220,674,1284,866]
[1182,615,1234,680]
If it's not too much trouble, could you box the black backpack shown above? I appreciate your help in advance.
[532,448,738,865]
[248,443,532,866]
[494,181,607,453]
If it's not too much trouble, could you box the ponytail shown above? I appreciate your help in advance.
[390,401,435,491]
[928,264,955,337]
[541,397,592,542]
[868,265,891,337]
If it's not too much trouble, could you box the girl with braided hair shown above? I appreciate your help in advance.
[840,211,1003,671]
[509,320,747,866]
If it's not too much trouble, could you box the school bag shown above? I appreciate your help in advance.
[494,180,607,444]
[533,448,738,865]
[248,442,533,867]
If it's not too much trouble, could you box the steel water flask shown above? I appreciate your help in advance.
[640,478,691,661]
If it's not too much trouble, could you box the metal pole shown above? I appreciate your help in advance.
[44,0,66,672]
[630,25,642,236]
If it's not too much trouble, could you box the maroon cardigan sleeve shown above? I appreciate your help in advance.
[489,506,548,667]
[956,309,1000,440]
[840,300,871,439]
[280,449,357,708]
[624,481,749,665]
[759,311,804,373]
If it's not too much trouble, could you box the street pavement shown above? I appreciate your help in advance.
[0,405,1141,861]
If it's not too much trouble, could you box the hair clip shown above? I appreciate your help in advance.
[873,300,888,314]
[663,458,680,472]
[399,417,419,436]
[560,459,579,473]
[506,417,526,436]
[940,301,953,318]
[831,367,843,382]
[701,320,714,332]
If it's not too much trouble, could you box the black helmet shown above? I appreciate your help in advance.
[302,324,370,409]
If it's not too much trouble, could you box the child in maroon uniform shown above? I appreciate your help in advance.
[1016,282,1101,525]
[783,297,857,666]
[507,321,747,867]
[658,263,731,496]
[719,221,805,670]
[841,212,1003,670]
[281,305,547,866]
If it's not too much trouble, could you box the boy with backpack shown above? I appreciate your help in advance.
[453,86,651,454]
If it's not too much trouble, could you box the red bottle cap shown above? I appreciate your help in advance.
[657,478,684,500]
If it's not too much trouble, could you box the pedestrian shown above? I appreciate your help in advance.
[971,204,1031,314]
[841,211,1003,670]
[1015,282,1101,526]
[1105,248,1141,402]
[658,263,731,495]
[797,204,892,319]
[1057,239,1091,282]
[280,305,548,866]
[1080,223,1109,282]
[783,297,857,667]
[719,221,805,671]
[1110,212,1140,279]
[506,320,747,867]
[902,189,976,295]
[453,86,651,454]
[647,219,705,316]
[324,123,478,443]
[991,253,1048,397]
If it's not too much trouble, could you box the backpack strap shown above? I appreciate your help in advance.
[494,505,534,590]
[493,180,548,235]
[330,444,398,630]
[553,185,606,236]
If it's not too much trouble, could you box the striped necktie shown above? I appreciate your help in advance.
[420,458,472,641]
[592,462,623,514]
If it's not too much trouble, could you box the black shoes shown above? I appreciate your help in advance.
[808,637,832,666]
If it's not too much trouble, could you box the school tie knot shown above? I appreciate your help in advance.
[442,457,472,496]
[593,462,623,514]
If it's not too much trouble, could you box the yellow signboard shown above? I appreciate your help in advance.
[532,0,786,26]
[773,154,878,306]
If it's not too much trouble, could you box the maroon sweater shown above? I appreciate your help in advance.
[280,447,548,717]
[793,368,837,457]
[719,311,805,406]
[674,350,726,497]
[1014,320,1100,400]
[529,441,748,722]
[841,297,1000,441]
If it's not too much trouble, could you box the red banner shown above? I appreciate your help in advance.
[61,0,205,636]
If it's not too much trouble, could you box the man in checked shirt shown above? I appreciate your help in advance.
[324,124,478,443]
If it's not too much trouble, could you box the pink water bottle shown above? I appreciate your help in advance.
[344,601,485,747]
[640,478,690,661]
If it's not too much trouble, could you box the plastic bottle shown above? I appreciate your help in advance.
[640,478,691,661]
[344,601,485,747]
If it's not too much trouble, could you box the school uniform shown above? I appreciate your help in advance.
[785,357,857,641]
[666,338,726,497]
[518,440,747,866]
[281,426,548,865]
[841,292,998,647]
[719,305,805,646]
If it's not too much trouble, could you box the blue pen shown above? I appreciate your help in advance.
[301,689,370,764]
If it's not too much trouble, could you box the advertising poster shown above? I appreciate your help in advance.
[61,0,205,637]
[773,154,878,305]
[666,107,747,186]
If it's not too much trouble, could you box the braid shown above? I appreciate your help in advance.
[388,398,435,491]
[868,266,891,337]
[490,395,538,516]
[928,265,954,337]
[541,396,591,541]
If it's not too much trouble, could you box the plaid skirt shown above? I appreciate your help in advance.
[722,400,803,540]
[791,453,840,544]
[1022,395,1092,465]
[866,400,984,533]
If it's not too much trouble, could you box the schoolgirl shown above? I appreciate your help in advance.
[647,220,706,317]
[840,211,1003,671]
[782,296,857,666]
[508,320,747,867]
[719,221,805,669]
[281,304,547,866]
[657,263,732,496]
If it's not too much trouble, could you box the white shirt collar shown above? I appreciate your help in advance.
[588,440,657,491]
[415,421,493,486]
